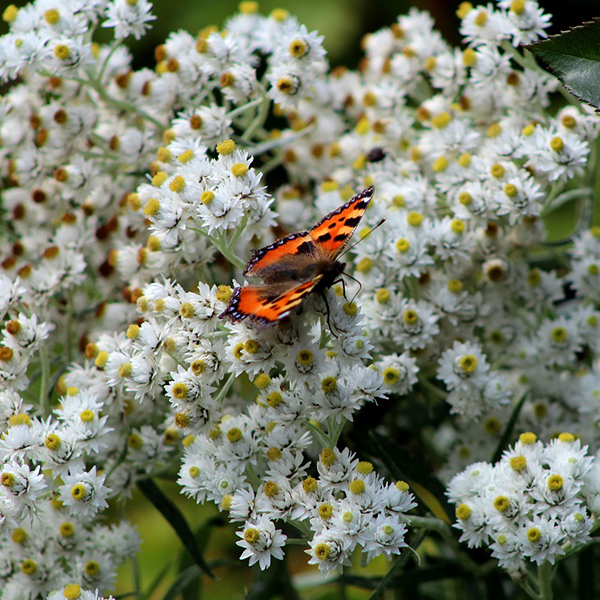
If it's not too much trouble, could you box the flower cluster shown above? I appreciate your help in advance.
[0,0,599,597]
[449,433,597,570]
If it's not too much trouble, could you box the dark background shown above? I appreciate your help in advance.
[1,0,597,69]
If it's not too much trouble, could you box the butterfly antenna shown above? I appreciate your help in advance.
[341,218,386,258]
[343,271,363,304]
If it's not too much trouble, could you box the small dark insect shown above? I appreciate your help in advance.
[366,147,387,163]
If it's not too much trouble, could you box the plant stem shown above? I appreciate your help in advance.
[303,420,330,448]
[537,561,554,600]
[409,516,481,572]
[326,416,346,447]
[242,86,270,141]
[39,345,50,413]
[228,96,264,120]
[82,73,166,131]
[215,372,236,403]
[64,290,74,364]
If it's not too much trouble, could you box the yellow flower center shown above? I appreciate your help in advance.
[456,503,471,520]
[459,354,478,373]
[510,455,527,471]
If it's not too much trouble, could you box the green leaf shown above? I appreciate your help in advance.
[244,558,301,600]
[491,392,528,464]
[137,478,215,579]
[177,515,226,600]
[527,19,600,109]
[578,545,595,600]
[341,560,472,590]
[140,562,174,600]
[161,565,202,600]
[366,431,454,522]
[368,530,425,600]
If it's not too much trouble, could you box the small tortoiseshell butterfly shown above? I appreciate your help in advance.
[219,186,375,327]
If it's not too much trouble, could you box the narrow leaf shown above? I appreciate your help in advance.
[491,392,528,464]
[366,431,454,522]
[578,545,595,600]
[138,478,215,578]
[342,560,472,590]
[527,19,600,109]
[161,565,202,600]
[368,530,425,600]
[140,562,173,600]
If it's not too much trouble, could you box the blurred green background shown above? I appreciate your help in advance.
[0,0,598,597]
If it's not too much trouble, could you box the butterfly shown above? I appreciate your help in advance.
[219,186,375,327]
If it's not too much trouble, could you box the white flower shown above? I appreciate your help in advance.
[517,515,565,565]
[438,340,490,392]
[0,461,46,519]
[58,466,111,518]
[236,515,286,570]
[363,513,408,561]
[103,0,156,40]
[306,529,352,576]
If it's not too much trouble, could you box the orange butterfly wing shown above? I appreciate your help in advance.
[219,276,324,325]
[243,232,315,281]
[309,186,374,258]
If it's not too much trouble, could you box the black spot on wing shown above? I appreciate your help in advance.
[333,234,347,243]
[296,241,314,254]
[317,232,332,243]
[343,216,361,228]
[244,231,309,274]
[310,186,374,232]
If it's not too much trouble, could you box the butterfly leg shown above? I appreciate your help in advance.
[338,277,348,301]
[319,291,338,339]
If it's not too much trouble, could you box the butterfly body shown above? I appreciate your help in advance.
[219,186,374,327]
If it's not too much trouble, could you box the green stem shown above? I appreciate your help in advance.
[516,576,542,600]
[215,238,246,269]
[261,155,284,175]
[303,420,330,448]
[418,377,447,400]
[542,187,592,214]
[537,561,554,600]
[97,39,123,84]
[214,372,236,403]
[326,416,346,447]
[242,86,270,141]
[560,536,600,562]
[82,74,166,131]
[189,227,246,269]
[64,290,74,364]
[244,463,262,488]
[541,181,564,212]
[228,96,264,120]
[248,124,314,155]
[409,516,480,572]
[39,345,50,413]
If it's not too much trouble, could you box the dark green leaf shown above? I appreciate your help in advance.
[161,565,202,600]
[341,560,472,590]
[138,478,215,578]
[578,545,595,600]
[177,515,226,600]
[140,563,173,600]
[368,530,425,600]
[244,558,301,600]
[366,431,454,522]
[527,19,600,109]
[491,392,528,464]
